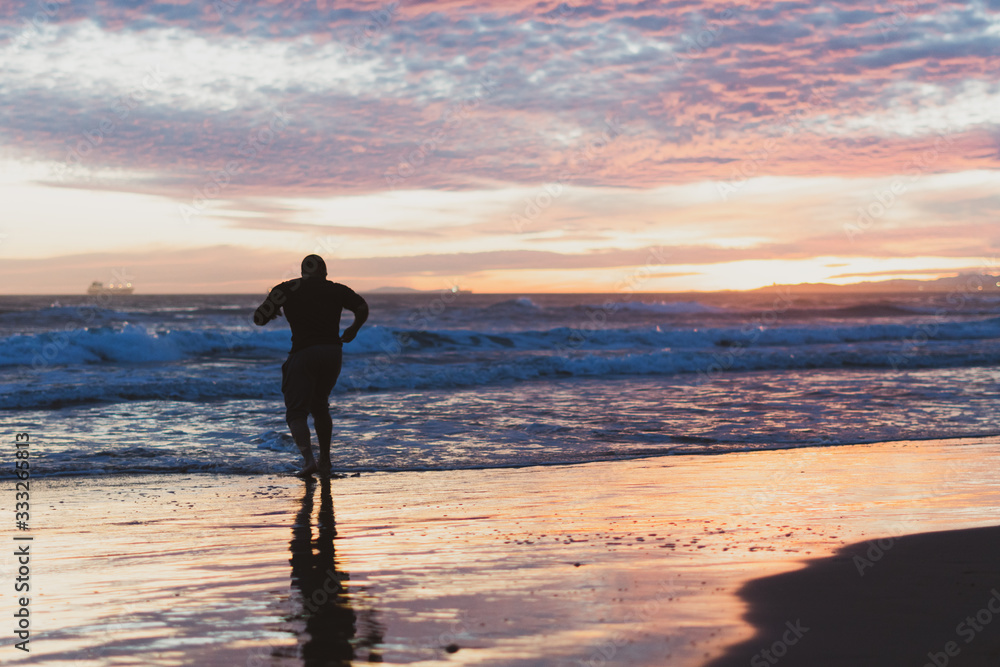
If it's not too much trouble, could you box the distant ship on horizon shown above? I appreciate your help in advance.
[87,280,134,295]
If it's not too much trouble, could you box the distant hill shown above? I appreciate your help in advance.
[368,286,424,293]
[367,286,472,294]
[751,273,1000,294]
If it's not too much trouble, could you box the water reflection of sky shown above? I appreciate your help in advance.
[23,440,1000,665]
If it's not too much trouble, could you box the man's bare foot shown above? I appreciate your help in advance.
[317,460,332,477]
[295,462,319,478]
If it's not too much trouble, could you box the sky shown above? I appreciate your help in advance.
[0,0,998,294]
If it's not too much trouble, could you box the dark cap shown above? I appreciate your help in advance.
[301,254,327,278]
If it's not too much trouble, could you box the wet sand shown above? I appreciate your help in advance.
[8,437,1000,665]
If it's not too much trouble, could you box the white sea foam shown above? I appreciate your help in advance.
[3,316,999,370]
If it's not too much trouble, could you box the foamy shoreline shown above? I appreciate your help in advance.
[10,437,1000,665]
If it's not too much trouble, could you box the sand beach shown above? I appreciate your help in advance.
[7,436,1000,666]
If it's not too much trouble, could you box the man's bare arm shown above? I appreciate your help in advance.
[253,287,284,326]
[340,302,368,343]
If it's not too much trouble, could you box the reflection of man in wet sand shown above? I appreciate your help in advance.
[254,255,368,477]
[289,477,358,663]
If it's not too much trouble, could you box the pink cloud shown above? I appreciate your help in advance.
[0,1,995,199]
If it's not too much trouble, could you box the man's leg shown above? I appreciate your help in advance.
[289,419,318,476]
[314,411,333,470]
[283,353,318,476]
[310,345,343,475]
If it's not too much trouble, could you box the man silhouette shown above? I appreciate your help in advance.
[254,254,368,477]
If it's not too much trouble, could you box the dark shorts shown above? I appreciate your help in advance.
[281,343,343,424]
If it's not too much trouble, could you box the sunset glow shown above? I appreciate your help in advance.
[1,0,997,293]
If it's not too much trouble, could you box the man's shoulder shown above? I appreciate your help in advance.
[272,278,303,293]
[277,278,363,303]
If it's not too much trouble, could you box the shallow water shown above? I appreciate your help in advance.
[2,292,999,476]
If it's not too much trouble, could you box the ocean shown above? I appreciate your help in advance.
[2,289,999,476]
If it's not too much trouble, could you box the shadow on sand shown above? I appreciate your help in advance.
[704,525,1000,666]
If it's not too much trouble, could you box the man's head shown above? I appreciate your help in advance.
[301,254,327,279]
